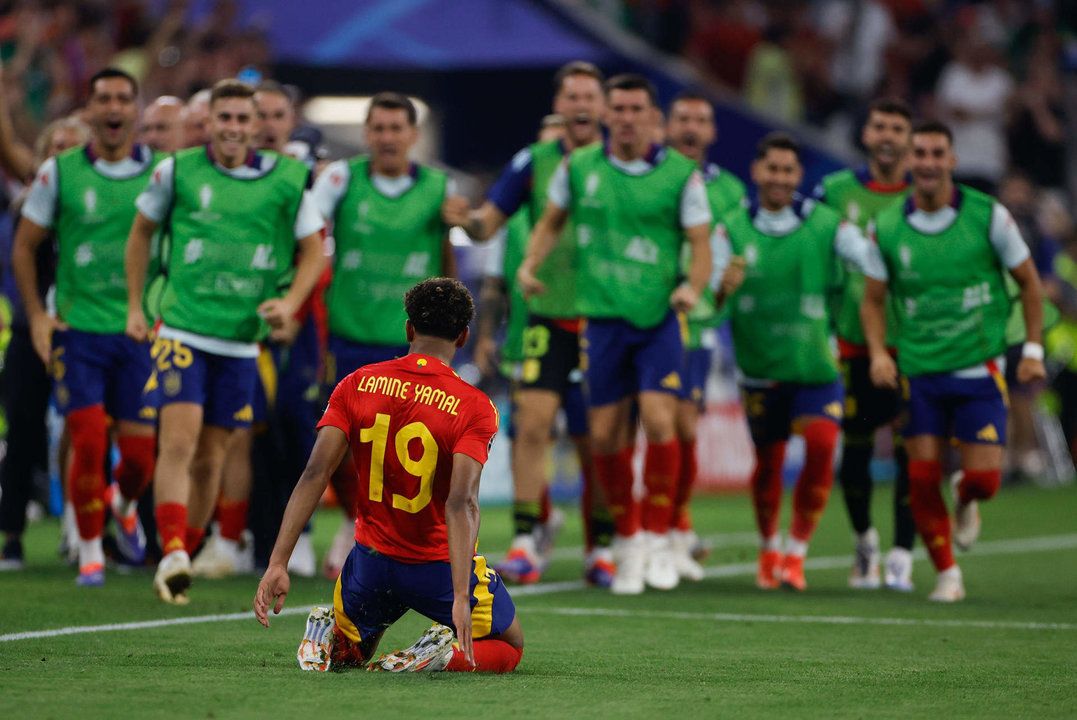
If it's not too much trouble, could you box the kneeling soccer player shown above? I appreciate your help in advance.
[255,278,523,673]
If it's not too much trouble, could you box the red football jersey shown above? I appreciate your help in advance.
[317,353,499,563]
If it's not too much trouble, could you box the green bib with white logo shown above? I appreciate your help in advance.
[724,202,842,383]
[54,146,160,333]
[328,157,447,346]
[874,186,1010,377]
[569,145,697,329]
[160,147,308,343]
[526,140,579,319]
[684,167,746,349]
[818,168,908,346]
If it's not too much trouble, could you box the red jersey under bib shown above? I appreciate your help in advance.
[318,353,499,563]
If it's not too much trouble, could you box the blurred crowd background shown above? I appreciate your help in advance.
[1,0,1076,494]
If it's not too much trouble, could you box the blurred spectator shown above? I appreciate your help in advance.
[1008,45,1066,190]
[815,0,896,106]
[935,34,1013,194]
[743,20,803,124]
[684,0,766,90]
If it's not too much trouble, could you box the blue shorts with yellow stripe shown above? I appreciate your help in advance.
[740,379,844,445]
[333,543,516,645]
[51,329,156,423]
[148,337,257,429]
[903,361,1008,446]
[582,310,685,407]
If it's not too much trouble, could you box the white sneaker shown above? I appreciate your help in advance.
[883,547,915,592]
[669,530,705,581]
[367,623,456,672]
[154,550,192,605]
[950,471,981,551]
[848,527,881,589]
[928,565,965,602]
[534,506,565,564]
[191,535,240,578]
[610,533,647,595]
[288,531,317,577]
[297,606,336,672]
[322,517,355,580]
[58,502,79,566]
[644,532,680,590]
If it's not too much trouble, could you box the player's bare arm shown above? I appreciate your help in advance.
[1010,257,1047,384]
[516,201,568,297]
[671,222,712,312]
[861,276,897,389]
[123,211,161,343]
[255,425,350,627]
[11,216,65,364]
[445,452,484,667]
[466,200,508,242]
[258,230,327,330]
[715,256,746,310]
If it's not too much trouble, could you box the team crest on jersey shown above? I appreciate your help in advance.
[74,243,94,267]
[744,244,759,267]
[416,358,428,367]
[899,245,912,269]
[82,188,100,220]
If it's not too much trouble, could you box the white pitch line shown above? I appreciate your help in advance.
[522,607,1077,632]
[2,533,1075,643]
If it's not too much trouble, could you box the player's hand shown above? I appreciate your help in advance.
[473,335,498,378]
[29,312,66,366]
[1016,357,1047,385]
[670,283,700,313]
[869,353,899,389]
[269,315,302,346]
[254,563,290,628]
[257,298,296,330]
[721,256,747,296]
[516,261,546,298]
[451,594,476,668]
[441,195,470,227]
[126,308,149,344]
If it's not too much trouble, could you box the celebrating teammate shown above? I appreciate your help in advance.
[664,91,746,578]
[813,97,916,591]
[518,74,713,594]
[861,120,1045,602]
[714,132,875,592]
[12,68,161,585]
[139,96,185,153]
[469,61,613,586]
[255,278,523,674]
[125,79,326,604]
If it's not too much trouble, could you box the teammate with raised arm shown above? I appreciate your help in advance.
[664,91,746,578]
[125,79,326,604]
[714,133,875,592]
[255,278,523,674]
[860,120,1045,602]
[518,74,713,594]
[468,63,613,586]
[12,68,161,585]
[814,97,917,591]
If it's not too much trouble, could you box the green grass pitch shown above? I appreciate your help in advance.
[1,483,1075,719]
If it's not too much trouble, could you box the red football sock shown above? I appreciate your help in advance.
[959,468,1001,503]
[67,405,109,540]
[593,447,638,536]
[751,441,786,539]
[641,440,680,533]
[672,439,697,531]
[156,502,188,556]
[790,420,840,542]
[114,434,156,503]
[185,525,206,555]
[908,460,954,572]
[445,640,523,673]
[539,489,551,524]
[217,497,250,542]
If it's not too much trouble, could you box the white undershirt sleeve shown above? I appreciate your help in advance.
[708,223,732,291]
[546,161,571,209]
[134,157,176,223]
[989,202,1032,270]
[20,158,59,228]
[293,190,326,239]
[859,220,889,281]
[309,159,350,221]
[680,170,713,228]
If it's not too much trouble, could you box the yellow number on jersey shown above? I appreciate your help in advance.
[359,413,439,514]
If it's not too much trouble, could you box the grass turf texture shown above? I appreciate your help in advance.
[1,483,1075,720]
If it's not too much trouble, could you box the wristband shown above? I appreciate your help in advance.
[1022,342,1044,361]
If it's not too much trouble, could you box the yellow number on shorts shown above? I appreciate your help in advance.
[153,338,192,371]
[359,413,438,514]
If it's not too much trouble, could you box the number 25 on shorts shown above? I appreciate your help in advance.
[360,413,438,513]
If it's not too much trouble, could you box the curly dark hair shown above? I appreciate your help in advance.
[404,278,474,341]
